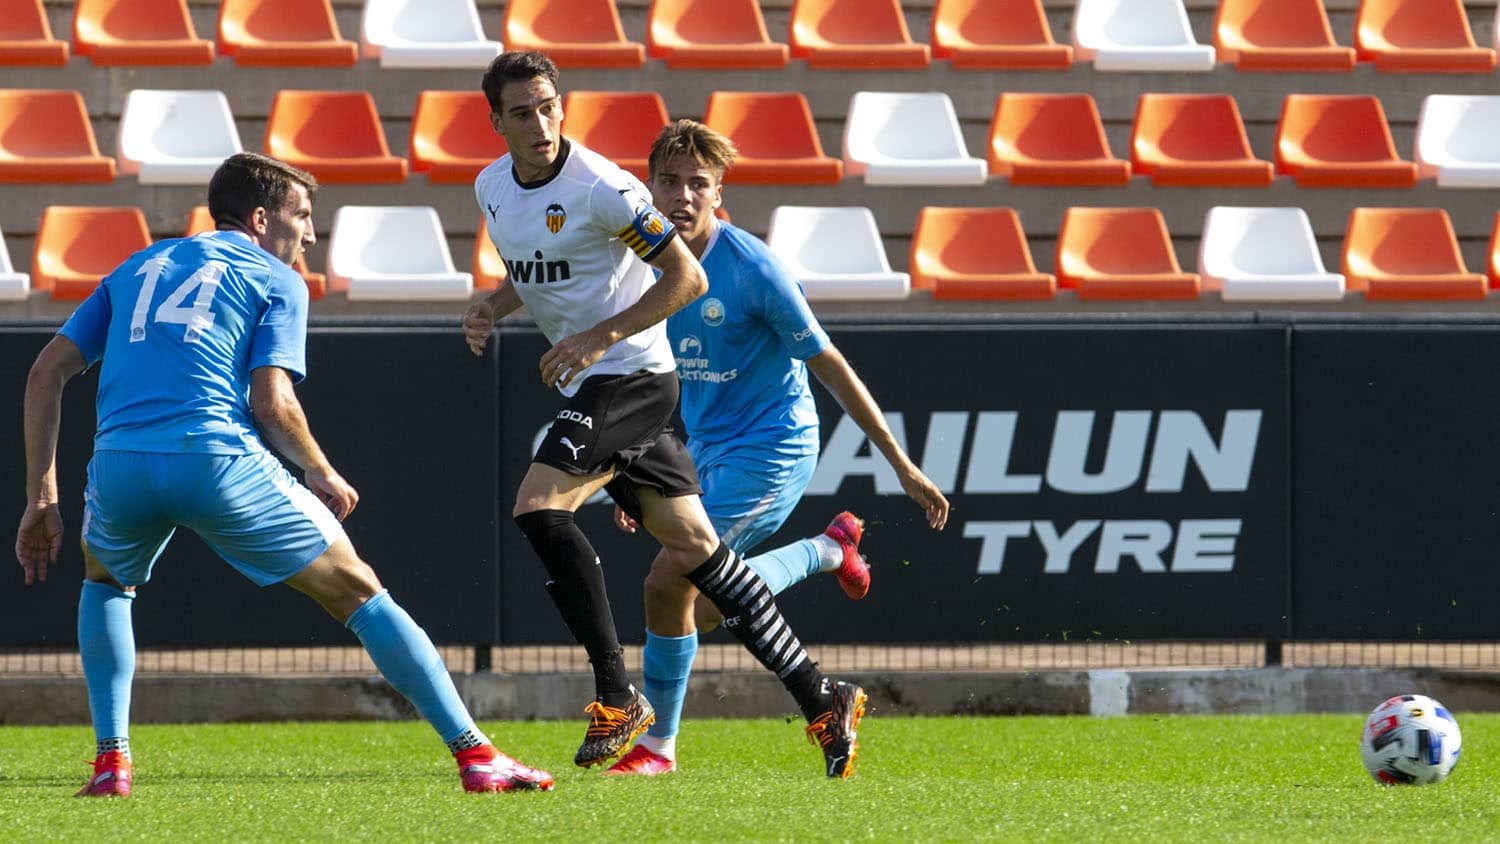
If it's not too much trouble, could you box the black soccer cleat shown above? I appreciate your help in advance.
[805,680,868,779]
[575,686,655,768]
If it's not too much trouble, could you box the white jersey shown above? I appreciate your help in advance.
[475,140,678,395]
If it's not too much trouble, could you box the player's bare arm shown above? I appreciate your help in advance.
[806,347,950,530]
[463,274,522,356]
[16,335,88,584]
[540,235,707,389]
[249,366,358,521]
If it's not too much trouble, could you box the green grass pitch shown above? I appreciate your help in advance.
[1,714,1494,842]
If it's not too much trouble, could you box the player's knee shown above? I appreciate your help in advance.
[514,508,574,545]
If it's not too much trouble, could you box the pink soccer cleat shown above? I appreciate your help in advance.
[823,511,870,600]
[76,750,132,797]
[456,745,555,793]
[603,744,677,776]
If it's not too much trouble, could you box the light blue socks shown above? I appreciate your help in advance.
[79,580,136,747]
[643,631,698,741]
[742,538,823,595]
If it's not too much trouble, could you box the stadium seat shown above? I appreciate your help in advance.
[360,0,501,69]
[0,90,115,183]
[73,0,215,65]
[1198,207,1344,301]
[327,206,473,301]
[788,0,931,68]
[560,91,669,180]
[32,206,152,299]
[0,0,69,66]
[703,92,842,185]
[1414,95,1500,189]
[910,207,1054,300]
[264,91,408,184]
[842,92,987,186]
[765,206,910,301]
[1275,95,1416,188]
[1071,0,1215,71]
[473,219,504,290]
[1213,0,1355,71]
[930,0,1072,69]
[117,90,242,185]
[504,0,646,68]
[1055,208,1200,300]
[184,206,326,298]
[1354,0,1495,73]
[987,93,1130,186]
[648,0,789,68]
[1130,94,1274,187]
[1341,208,1486,300]
[0,224,30,301]
[217,0,357,67]
[409,91,509,184]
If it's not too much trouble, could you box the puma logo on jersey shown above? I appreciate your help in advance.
[506,251,572,284]
[560,437,585,460]
[556,409,593,429]
[486,203,500,221]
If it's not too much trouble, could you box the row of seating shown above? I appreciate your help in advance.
[5,204,1499,304]
[10,86,1500,189]
[5,0,1498,73]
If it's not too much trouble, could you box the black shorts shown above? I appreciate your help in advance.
[534,370,701,519]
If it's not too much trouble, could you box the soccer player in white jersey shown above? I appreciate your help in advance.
[605,121,951,775]
[15,153,553,797]
[463,51,867,777]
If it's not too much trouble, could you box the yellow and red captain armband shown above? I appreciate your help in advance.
[617,206,675,262]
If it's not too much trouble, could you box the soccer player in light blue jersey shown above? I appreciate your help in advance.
[605,121,950,775]
[15,152,552,797]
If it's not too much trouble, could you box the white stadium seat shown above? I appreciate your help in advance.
[117,90,242,185]
[1071,0,1216,71]
[0,224,30,301]
[842,92,987,186]
[327,206,473,301]
[765,206,910,301]
[1198,207,1344,302]
[1415,95,1500,189]
[360,0,502,69]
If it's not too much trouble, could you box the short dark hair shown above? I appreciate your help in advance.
[481,50,560,113]
[206,152,317,230]
[649,119,738,181]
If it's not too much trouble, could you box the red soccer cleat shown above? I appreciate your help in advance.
[456,745,555,793]
[823,512,870,600]
[603,744,677,776]
[76,750,132,797]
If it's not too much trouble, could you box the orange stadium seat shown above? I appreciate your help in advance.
[910,207,1055,300]
[1354,0,1496,73]
[264,91,408,184]
[32,206,151,299]
[648,0,789,68]
[1214,0,1355,71]
[1342,208,1486,300]
[0,0,69,65]
[504,0,645,68]
[931,0,1072,69]
[560,91,669,180]
[1055,207,1200,299]
[217,0,357,67]
[1275,95,1417,188]
[184,206,326,298]
[473,220,504,290]
[1489,212,1500,290]
[789,0,931,68]
[409,91,509,184]
[703,92,842,184]
[1131,94,1274,187]
[987,93,1130,186]
[0,90,115,183]
[73,0,215,65]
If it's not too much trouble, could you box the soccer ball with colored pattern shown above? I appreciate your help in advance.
[1359,694,1462,785]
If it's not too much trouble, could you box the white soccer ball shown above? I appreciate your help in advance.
[1359,694,1462,785]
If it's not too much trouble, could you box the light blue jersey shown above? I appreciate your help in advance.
[60,231,309,455]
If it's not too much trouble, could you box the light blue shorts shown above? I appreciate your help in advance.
[694,442,818,556]
[81,449,344,588]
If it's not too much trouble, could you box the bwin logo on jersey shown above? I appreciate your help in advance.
[701,297,726,327]
[679,335,702,355]
[505,250,572,284]
[545,203,566,234]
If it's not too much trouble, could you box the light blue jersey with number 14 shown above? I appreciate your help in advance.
[59,230,309,455]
